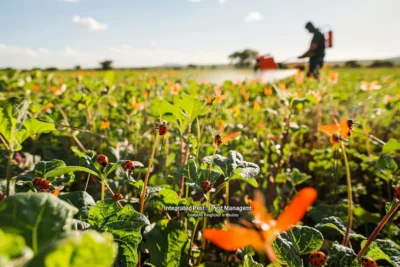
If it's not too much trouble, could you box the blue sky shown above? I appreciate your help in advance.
[0,0,399,68]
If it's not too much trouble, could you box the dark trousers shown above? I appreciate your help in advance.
[307,57,324,80]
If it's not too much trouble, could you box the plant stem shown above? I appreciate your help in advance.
[357,201,400,260]
[140,133,160,214]
[208,145,217,175]
[198,191,210,265]
[6,151,14,196]
[341,141,353,247]
[225,182,229,206]
[188,219,200,266]
[101,180,105,201]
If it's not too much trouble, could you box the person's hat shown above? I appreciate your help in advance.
[305,22,315,30]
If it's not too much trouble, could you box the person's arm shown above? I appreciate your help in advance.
[298,43,318,59]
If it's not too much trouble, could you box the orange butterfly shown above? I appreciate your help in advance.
[203,187,317,263]
[214,121,241,146]
[318,117,359,145]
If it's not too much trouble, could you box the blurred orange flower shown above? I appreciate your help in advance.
[131,96,145,111]
[170,83,180,95]
[360,81,381,91]
[383,95,391,105]
[231,107,240,116]
[101,120,110,129]
[44,103,53,112]
[142,90,149,99]
[254,101,261,111]
[328,71,338,84]
[264,87,272,96]
[32,85,40,92]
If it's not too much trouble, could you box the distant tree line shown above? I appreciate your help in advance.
[228,49,259,68]
[343,60,395,68]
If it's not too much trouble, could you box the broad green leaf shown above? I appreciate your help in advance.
[377,154,398,173]
[88,199,149,267]
[45,166,100,179]
[59,191,96,219]
[202,151,259,187]
[327,242,356,267]
[173,159,221,194]
[362,239,400,266]
[0,193,78,253]
[175,92,209,123]
[14,118,55,144]
[104,71,115,87]
[33,160,66,178]
[273,226,323,267]
[0,100,17,150]
[309,204,348,223]
[382,138,400,154]
[315,216,366,241]
[273,233,302,267]
[291,168,311,186]
[25,230,117,267]
[244,255,263,267]
[153,188,185,206]
[144,219,189,267]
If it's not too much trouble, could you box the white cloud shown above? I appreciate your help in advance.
[72,15,108,31]
[188,0,202,2]
[0,43,42,57]
[62,0,81,3]
[219,0,228,4]
[245,12,263,22]
[150,40,157,46]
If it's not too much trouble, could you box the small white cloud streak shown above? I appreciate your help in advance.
[245,12,264,22]
[72,15,108,31]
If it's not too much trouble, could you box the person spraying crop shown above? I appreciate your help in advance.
[298,22,326,80]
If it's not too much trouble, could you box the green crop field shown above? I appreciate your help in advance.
[0,67,399,267]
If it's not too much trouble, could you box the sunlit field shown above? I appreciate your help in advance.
[0,66,400,267]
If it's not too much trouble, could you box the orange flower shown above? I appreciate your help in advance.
[204,188,317,263]
[328,71,338,84]
[32,85,40,92]
[44,103,53,111]
[254,101,261,111]
[264,87,273,96]
[205,97,213,104]
[294,72,304,85]
[131,96,145,111]
[280,82,286,91]
[149,78,156,86]
[256,124,265,131]
[360,81,381,91]
[101,120,110,129]
[142,91,149,99]
[170,83,180,95]
[215,93,224,103]
[231,107,240,116]
[383,95,391,105]
[51,84,67,95]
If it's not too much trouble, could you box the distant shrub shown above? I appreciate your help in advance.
[344,60,360,68]
[368,60,394,68]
